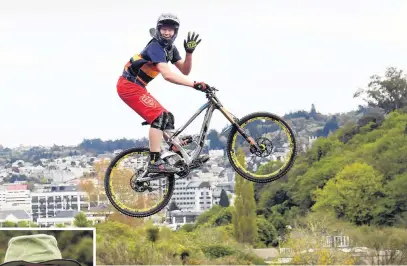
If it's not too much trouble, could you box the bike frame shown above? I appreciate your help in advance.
[136,89,260,183]
[161,89,258,165]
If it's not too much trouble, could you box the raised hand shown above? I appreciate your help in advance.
[184,31,202,54]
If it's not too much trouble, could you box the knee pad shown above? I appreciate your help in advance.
[166,112,175,130]
[151,111,175,131]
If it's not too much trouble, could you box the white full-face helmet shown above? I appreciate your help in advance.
[153,13,180,47]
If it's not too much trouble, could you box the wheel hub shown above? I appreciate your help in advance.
[130,169,152,192]
[250,137,273,157]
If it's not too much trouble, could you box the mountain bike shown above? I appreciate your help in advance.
[104,86,297,218]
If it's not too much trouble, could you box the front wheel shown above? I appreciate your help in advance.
[227,112,297,183]
[104,147,175,218]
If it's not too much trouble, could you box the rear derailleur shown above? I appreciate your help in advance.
[130,169,153,192]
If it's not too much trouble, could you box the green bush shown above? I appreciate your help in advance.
[201,244,235,259]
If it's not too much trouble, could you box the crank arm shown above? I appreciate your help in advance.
[137,173,168,183]
[136,174,185,192]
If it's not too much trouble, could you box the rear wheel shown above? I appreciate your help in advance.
[226,112,297,183]
[104,147,175,218]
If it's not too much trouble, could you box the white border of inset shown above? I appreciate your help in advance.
[0,227,96,266]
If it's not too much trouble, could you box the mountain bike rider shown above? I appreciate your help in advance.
[117,13,211,174]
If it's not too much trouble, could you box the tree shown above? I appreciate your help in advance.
[146,226,160,264]
[354,67,407,113]
[26,181,35,191]
[168,200,180,211]
[232,147,258,244]
[256,217,278,247]
[219,189,230,207]
[1,221,16,227]
[73,212,92,227]
[310,104,317,115]
[17,221,29,227]
[312,162,385,225]
[93,159,110,181]
[107,210,145,227]
[316,116,339,137]
[146,226,160,248]
[79,179,98,202]
[357,112,385,129]
[207,129,223,150]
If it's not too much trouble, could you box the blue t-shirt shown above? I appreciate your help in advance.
[122,39,182,87]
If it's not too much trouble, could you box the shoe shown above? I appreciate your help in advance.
[147,158,181,174]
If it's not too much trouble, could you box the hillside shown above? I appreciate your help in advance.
[179,107,407,260]
[95,219,265,265]
[255,108,407,235]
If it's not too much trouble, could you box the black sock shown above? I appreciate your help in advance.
[149,152,160,164]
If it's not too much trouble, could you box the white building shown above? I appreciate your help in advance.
[165,210,201,230]
[171,180,213,212]
[209,149,224,158]
[0,184,31,214]
[31,184,90,221]
[194,172,216,181]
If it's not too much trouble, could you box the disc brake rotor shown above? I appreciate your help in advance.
[250,137,273,157]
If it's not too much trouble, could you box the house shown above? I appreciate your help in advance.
[0,210,32,225]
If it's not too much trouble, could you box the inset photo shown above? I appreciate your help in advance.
[0,228,95,266]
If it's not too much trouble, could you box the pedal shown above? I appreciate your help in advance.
[200,155,210,164]
[190,155,210,169]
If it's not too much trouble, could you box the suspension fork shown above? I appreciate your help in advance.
[209,95,260,150]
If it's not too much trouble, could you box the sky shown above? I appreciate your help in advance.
[1,0,407,148]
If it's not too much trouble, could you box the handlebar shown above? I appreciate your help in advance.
[206,86,219,93]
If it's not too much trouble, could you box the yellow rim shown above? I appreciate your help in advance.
[229,116,295,179]
[107,151,170,213]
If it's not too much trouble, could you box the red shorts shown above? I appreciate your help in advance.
[116,76,167,124]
